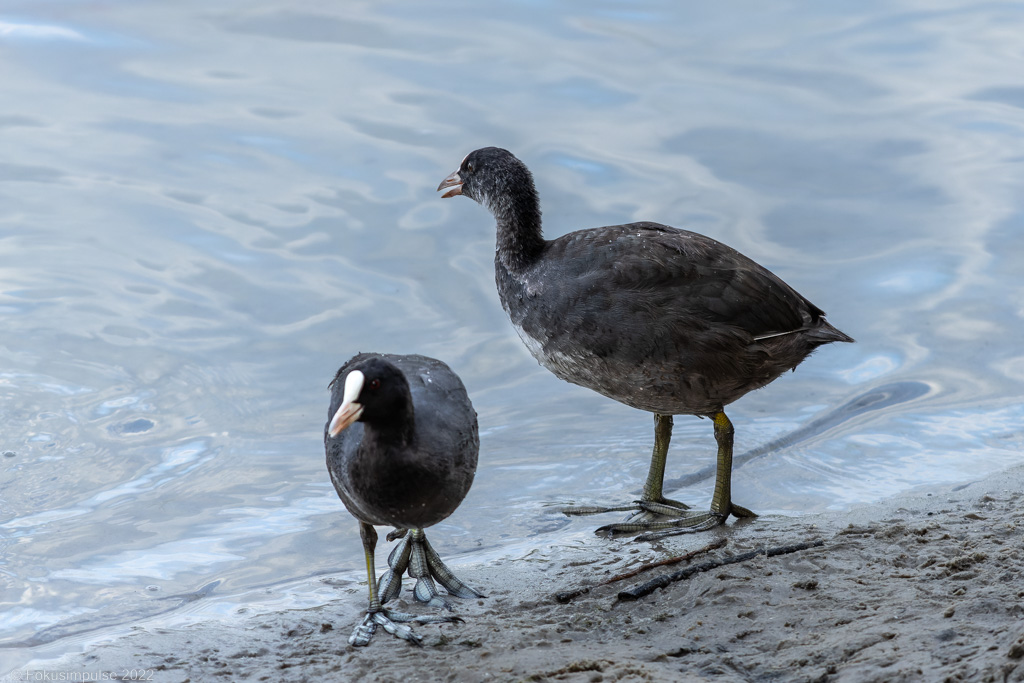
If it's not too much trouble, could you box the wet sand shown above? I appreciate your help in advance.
[24,465,1024,682]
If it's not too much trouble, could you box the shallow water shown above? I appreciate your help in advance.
[2,0,1024,670]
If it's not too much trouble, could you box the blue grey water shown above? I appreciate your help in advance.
[2,0,1023,670]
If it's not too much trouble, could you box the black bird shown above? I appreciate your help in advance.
[325,353,483,646]
[438,147,852,539]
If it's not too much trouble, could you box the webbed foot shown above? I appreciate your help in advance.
[596,502,757,540]
[564,496,755,540]
[378,528,485,610]
[348,608,464,647]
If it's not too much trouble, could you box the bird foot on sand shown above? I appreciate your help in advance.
[566,498,756,540]
[348,608,463,647]
[561,496,691,517]
[378,528,485,610]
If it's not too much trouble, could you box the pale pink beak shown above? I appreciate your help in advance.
[437,170,462,198]
[328,401,363,437]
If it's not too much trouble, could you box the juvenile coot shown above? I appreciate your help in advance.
[326,353,483,646]
[438,148,852,538]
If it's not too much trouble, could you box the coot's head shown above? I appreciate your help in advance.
[437,147,535,212]
[328,358,412,437]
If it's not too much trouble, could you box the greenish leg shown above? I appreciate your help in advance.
[710,410,756,519]
[585,410,757,539]
[640,413,672,502]
[710,411,732,515]
[562,413,689,516]
[347,522,471,647]
[361,522,382,612]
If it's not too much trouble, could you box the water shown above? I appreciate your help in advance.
[3,0,1024,670]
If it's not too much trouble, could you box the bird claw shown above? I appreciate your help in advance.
[561,503,639,516]
[563,496,691,519]
[348,607,466,647]
[421,534,485,599]
[380,529,484,606]
[384,608,464,625]
[633,498,691,517]
[631,512,726,541]
[730,504,758,519]
[377,567,403,604]
[592,499,754,539]
[348,610,422,647]
[372,611,422,646]
[348,612,378,647]
[413,576,454,609]
[350,529,481,647]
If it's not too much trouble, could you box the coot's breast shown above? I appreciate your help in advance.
[405,364,480,520]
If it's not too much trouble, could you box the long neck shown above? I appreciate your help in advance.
[489,181,544,274]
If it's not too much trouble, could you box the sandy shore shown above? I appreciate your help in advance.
[16,465,1024,683]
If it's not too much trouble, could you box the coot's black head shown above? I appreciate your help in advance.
[327,358,412,438]
[437,147,536,214]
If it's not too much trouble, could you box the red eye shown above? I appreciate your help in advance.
[369,379,381,390]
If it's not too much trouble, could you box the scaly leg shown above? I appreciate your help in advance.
[563,414,690,516]
[378,528,485,610]
[347,522,465,647]
[565,411,757,539]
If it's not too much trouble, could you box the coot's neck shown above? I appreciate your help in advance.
[362,400,416,450]
[485,181,545,274]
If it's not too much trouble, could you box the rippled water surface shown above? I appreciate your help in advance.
[3,0,1024,670]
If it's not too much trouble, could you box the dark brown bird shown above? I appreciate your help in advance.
[439,147,852,539]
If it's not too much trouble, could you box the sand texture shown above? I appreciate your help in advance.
[20,466,1024,683]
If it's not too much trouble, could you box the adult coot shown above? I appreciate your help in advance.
[438,148,852,538]
[326,353,483,646]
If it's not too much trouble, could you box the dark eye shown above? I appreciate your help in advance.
[368,378,381,390]
[465,161,474,173]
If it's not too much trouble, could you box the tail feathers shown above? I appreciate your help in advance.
[807,319,854,345]
[754,319,853,345]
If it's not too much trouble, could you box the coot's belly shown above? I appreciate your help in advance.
[327,438,472,530]
[510,322,780,416]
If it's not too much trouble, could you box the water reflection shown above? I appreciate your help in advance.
[2,0,1024,673]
